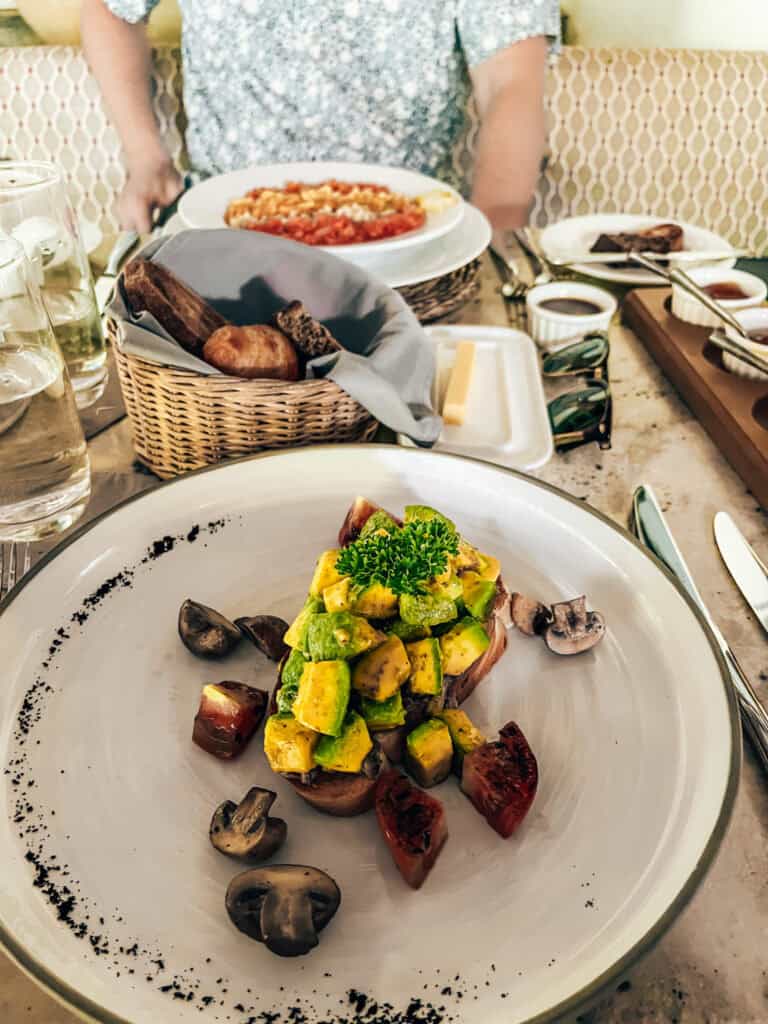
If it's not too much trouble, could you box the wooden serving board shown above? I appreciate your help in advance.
[623,287,768,508]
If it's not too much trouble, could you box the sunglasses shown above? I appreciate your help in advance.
[541,332,612,452]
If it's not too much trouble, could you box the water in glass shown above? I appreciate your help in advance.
[0,236,90,541]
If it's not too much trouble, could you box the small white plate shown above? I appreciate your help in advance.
[399,324,553,470]
[178,161,464,257]
[540,214,735,285]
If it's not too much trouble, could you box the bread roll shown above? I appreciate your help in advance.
[202,325,300,381]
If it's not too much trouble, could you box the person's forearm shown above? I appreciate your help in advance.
[81,0,167,168]
[469,37,548,232]
[470,85,546,231]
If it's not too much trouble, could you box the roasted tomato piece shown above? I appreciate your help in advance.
[375,770,448,889]
[460,721,538,838]
[192,681,268,759]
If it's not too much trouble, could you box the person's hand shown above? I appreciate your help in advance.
[118,151,183,233]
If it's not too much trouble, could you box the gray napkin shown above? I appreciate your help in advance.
[108,229,441,445]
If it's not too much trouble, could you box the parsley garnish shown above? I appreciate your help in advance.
[336,519,459,596]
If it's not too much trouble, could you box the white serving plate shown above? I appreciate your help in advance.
[178,162,464,257]
[540,214,735,286]
[400,325,553,470]
[169,203,491,290]
[0,447,738,1024]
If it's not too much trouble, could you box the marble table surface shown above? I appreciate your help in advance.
[3,260,768,1023]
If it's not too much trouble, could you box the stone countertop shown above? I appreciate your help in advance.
[2,259,768,1023]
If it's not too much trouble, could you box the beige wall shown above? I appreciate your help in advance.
[564,0,768,51]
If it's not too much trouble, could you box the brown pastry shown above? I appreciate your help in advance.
[203,324,300,381]
[121,258,228,355]
[590,222,684,256]
[274,300,342,358]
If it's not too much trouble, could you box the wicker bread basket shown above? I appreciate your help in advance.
[108,317,378,480]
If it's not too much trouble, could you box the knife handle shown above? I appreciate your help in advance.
[632,484,768,770]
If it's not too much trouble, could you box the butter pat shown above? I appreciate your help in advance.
[441,341,476,426]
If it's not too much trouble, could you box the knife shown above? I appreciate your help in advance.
[93,171,193,314]
[714,511,768,635]
[631,483,767,769]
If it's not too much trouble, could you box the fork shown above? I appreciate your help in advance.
[0,542,31,601]
[488,241,528,301]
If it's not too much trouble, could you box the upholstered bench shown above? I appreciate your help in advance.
[1,44,766,253]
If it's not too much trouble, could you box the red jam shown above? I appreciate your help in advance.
[702,282,750,300]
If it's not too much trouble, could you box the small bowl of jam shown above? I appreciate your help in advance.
[720,307,768,381]
[672,266,766,328]
[526,281,617,349]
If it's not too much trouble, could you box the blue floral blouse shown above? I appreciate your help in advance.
[105,0,560,187]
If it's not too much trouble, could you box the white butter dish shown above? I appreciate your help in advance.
[398,324,553,471]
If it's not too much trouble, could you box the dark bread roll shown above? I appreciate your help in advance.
[121,257,228,355]
[202,324,300,381]
[274,300,342,358]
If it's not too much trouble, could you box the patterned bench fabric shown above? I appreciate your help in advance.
[1,45,185,234]
[532,47,768,254]
[1,45,766,252]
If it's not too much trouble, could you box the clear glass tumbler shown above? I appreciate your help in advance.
[0,234,91,541]
[0,161,106,409]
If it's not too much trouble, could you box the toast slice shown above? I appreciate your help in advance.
[121,258,228,355]
[274,300,342,359]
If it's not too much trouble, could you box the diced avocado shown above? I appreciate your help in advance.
[352,581,399,619]
[277,648,307,713]
[438,708,486,771]
[428,570,463,603]
[314,711,373,773]
[404,719,453,787]
[323,577,353,613]
[399,592,457,627]
[306,612,385,662]
[283,595,324,651]
[309,549,346,597]
[440,617,490,676]
[359,690,406,730]
[264,714,319,773]
[387,618,431,642]
[359,509,399,539]
[404,504,456,533]
[461,572,497,620]
[293,660,350,736]
[352,634,411,701]
[406,638,443,696]
[453,538,483,575]
[476,553,501,583]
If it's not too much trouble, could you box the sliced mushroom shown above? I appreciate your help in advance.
[510,593,551,637]
[544,596,605,655]
[178,599,241,658]
[226,865,341,957]
[235,615,290,662]
[210,787,287,862]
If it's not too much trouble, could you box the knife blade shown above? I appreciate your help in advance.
[714,511,768,635]
[631,483,766,769]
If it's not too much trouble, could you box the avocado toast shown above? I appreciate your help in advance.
[264,498,510,816]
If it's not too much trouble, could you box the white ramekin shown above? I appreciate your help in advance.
[671,267,766,328]
[526,282,617,350]
[720,307,768,381]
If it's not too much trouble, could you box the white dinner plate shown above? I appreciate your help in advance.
[168,203,490,289]
[0,447,738,1024]
[399,325,553,470]
[540,214,736,285]
[178,162,464,257]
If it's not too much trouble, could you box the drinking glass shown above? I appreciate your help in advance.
[0,161,106,409]
[0,234,91,541]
